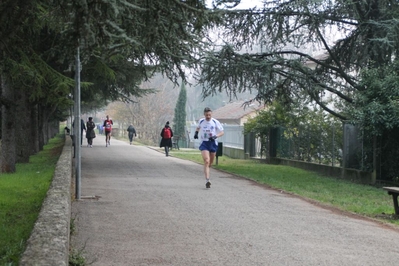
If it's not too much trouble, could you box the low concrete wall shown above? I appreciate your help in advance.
[223,146,246,159]
[266,157,374,184]
[20,136,72,266]
[218,145,374,184]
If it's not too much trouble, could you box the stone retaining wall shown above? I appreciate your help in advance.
[20,137,72,266]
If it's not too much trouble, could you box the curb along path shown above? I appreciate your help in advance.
[20,137,72,266]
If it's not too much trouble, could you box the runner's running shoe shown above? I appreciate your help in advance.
[206,181,211,188]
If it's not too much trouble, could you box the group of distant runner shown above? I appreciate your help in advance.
[76,107,224,189]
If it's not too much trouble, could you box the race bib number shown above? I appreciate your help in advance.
[203,131,213,139]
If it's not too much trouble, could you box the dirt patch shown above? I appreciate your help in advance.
[374,213,399,220]
[50,144,65,157]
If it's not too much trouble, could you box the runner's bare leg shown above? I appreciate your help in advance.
[201,150,211,180]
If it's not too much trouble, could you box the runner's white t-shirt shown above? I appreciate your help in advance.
[197,118,224,145]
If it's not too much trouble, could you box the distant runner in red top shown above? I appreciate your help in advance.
[103,115,113,147]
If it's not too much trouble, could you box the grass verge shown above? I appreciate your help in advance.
[0,134,65,265]
[171,148,399,226]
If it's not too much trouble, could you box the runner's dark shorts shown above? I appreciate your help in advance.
[105,130,111,136]
[199,141,218,153]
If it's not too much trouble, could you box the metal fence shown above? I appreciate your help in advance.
[189,123,345,168]
[268,125,344,167]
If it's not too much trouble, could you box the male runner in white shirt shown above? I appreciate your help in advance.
[194,107,224,188]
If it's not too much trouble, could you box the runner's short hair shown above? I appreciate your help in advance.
[204,107,212,113]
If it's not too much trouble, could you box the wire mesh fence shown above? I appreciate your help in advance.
[278,125,342,166]
[190,122,345,168]
[252,123,344,167]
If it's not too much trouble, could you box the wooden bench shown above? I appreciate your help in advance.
[383,187,399,215]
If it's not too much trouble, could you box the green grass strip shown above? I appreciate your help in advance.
[171,149,398,225]
[0,134,65,265]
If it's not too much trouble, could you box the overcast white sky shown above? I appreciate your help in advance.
[235,0,262,9]
[206,0,262,9]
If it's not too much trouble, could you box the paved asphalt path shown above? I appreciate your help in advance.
[71,138,399,266]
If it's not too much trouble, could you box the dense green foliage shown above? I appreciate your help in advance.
[2,0,399,176]
[0,0,214,172]
[199,0,399,121]
[10,0,212,107]
[350,61,399,179]
[245,102,343,164]
[352,61,399,136]
[196,0,399,180]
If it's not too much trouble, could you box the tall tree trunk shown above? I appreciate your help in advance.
[1,73,16,173]
[38,104,45,151]
[39,104,56,146]
[43,109,50,144]
[31,103,40,154]
[50,120,59,138]
[15,89,30,163]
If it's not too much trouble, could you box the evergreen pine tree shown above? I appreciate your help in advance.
[0,0,211,172]
[173,83,187,140]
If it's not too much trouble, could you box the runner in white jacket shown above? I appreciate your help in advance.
[194,107,224,188]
